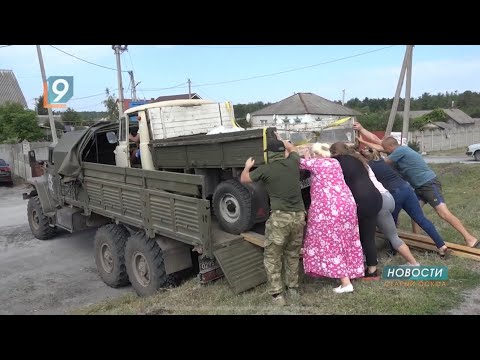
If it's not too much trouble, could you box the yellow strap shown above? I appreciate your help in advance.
[263,127,268,164]
[322,116,351,130]
[225,101,240,128]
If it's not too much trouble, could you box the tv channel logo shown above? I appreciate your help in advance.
[382,266,448,281]
[43,76,73,108]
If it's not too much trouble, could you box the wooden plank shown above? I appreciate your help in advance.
[241,231,304,256]
[396,230,480,255]
[401,238,480,262]
[241,231,265,248]
[377,232,480,262]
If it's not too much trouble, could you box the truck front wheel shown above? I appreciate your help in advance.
[125,232,173,297]
[94,224,130,288]
[27,196,56,240]
[213,180,254,234]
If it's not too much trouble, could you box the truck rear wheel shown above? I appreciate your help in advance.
[125,232,173,297]
[27,196,56,240]
[213,180,254,234]
[94,224,130,288]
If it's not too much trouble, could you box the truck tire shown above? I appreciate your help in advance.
[475,151,480,161]
[27,196,56,240]
[94,224,130,288]
[213,180,254,234]
[125,232,172,297]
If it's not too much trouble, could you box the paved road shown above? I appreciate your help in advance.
[0,182,130,315]
[423,155,478,164]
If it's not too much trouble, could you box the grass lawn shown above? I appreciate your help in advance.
[74,164,480,315]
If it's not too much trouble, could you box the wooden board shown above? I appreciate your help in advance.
[376,232,480,262]
[395,230,480,255]
[241,231,266,248]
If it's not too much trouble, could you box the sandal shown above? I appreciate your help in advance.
[439,248,451,260]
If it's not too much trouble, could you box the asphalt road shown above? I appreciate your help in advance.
[423,155,478,164]
[0,182,130,315]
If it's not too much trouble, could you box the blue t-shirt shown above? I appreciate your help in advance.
[368,159,407,193]
[386,146,436,188]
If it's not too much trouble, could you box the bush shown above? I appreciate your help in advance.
[408,141,421,152]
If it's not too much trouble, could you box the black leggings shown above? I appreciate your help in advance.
[358,214,378,267]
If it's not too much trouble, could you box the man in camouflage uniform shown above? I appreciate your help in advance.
[240,134,306,306]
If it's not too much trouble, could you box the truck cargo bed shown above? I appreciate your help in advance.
[149,128,267,169]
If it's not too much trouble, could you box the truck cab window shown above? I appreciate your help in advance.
[82,132,117,165]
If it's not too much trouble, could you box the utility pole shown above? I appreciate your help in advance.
[188,78,192,99]
[342,89,345,106]
[385,45,411,136]
[36,45,58,144]
[128,70,137,101]
[112,45,128,119]
[402,45,414,146]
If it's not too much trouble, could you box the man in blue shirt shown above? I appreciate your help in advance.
[355,122,479,251]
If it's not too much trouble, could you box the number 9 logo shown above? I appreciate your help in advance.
[44,76,74,108]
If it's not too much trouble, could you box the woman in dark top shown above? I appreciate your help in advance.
[360,147,449,258]
[330,142,383,278]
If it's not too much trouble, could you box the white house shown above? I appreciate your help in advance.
[249,92,361,130]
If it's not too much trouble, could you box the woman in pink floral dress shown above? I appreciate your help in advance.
[300,143,364,293]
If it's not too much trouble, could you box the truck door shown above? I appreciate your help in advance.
[114,114,130,167]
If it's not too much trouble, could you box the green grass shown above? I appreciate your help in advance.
[397,163,480,245]
[74,164,480,315]
[74,252,480,315]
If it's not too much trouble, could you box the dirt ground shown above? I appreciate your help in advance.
[0,179,130,315]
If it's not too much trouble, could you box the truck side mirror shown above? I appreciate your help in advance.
[106,131,118,144]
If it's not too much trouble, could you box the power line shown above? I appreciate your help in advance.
[49,45,129,72]
[69,88,117,101]
[186,45,274,49]
[73,101,106,110]
[141,82,189,92]
[192,45,399,88]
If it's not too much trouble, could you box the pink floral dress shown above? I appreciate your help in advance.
[300,157,365,279]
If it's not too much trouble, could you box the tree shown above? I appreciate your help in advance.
[0,102,44,143]
[35,95,48,115]
[410,108,448,130]
[61,108,83,126]
[103,88,119,121]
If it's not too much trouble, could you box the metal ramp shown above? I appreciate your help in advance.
[214,240,267,294]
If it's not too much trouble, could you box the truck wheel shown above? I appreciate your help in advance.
[94,224,130,288]
[474,151,480,161]
[213,180,253,234]
[125,232,173,297]
[27,196,56,240]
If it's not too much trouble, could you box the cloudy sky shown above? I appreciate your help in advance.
[1,45,479,112]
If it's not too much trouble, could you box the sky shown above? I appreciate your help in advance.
[1,45,480,113]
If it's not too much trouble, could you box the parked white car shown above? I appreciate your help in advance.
[466,143,480,161]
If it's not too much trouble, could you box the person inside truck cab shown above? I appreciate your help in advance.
[129,131,141,166]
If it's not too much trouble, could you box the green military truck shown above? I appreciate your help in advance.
[23,99,311,296]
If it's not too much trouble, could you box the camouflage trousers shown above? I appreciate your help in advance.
[264,210,306,296]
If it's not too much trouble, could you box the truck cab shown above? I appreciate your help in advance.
[112,99,240,170]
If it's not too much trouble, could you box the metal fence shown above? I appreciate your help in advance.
[1,142,51,179]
